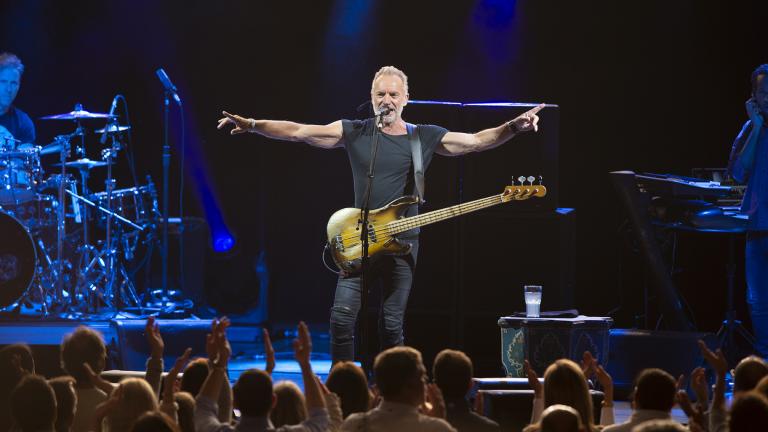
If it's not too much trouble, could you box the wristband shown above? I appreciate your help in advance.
[506,120,521,134]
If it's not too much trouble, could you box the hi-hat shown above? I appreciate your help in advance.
[52,158,110,170]
[94,124,131,133]
[41,109,116,120]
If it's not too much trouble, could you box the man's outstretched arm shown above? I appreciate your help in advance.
[217,111,343,149]
[436,103,544,156]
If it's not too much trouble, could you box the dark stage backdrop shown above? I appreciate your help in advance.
[2,0,768,349]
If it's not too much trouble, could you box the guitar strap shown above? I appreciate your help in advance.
[406,123,425,204]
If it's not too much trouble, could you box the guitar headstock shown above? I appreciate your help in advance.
[501,176,547,202]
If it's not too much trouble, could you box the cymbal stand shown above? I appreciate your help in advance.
[53,131,76,309]
[65,188,142,312]
[100,130,119,309]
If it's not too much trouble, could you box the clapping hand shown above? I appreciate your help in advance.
[423,383,447,419]
[263,328,275,375]
[524,359,543,398]
[145,316,164,359]
[698,340,728,378]
[746,99,764,126]
[163,348,192,404]
[217,111,253,135]
[293,321,312,368]
[207,317,231,367]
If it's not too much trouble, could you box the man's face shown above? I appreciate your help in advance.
[0,68,20,113]
[754,74,768,115]
[371,74,408,124]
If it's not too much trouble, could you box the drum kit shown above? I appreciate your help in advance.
[0,103,160,318]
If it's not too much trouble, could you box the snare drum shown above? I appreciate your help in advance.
[0,211,37,309]
[91,183,158,225]
[0,146,42,205]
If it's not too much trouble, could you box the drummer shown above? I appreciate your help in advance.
[0,52,35,148]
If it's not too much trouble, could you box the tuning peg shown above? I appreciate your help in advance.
[538,175,543,185]
[517,176,526,185]
[526,176,535,185]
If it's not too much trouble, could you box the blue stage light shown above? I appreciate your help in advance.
[213,232,236,253]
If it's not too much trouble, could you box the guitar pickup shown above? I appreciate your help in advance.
[334,234,345,252]
[367,224,377,243]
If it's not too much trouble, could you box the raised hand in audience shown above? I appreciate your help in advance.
[524,359,543,399]
[676,388,707,432]
[698,340,728,409]
[83,362,116,395]
[164,348,192,403]
[263,328,275,375]
[293,321,326,413]
[582,351,613,407]
[423,383,447,419]
[689,367,709,408]
[145,316,165,360]
[92,383,122,432]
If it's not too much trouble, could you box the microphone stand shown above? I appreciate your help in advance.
[161,89,171,304]
[358,111,384,375]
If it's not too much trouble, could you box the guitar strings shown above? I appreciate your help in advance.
[337,194,507,243]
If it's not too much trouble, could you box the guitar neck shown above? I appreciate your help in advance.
[387,194,504,235]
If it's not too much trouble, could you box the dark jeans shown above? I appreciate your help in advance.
[329,241,418,363]
[747,231,768,357]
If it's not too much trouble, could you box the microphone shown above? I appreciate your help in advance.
[101,95,120,144]
[155,68,182,105]
[376,106,393,116]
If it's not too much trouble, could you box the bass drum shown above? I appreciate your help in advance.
[0,211,36,309]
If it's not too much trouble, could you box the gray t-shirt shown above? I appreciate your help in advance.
[341,118,448,237]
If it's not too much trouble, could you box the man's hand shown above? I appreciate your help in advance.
[293,321,312,368]
[698,340,728,378]
[690,367,709,407]
[163,348,192,404]
[509,103,545,133]
[746,99,764,126]
[423,383,447,419]
[145,316,164,359]
[524,359,543,398]
[263,328,275,375]
[207,317,231,367]
[217,111,254,135]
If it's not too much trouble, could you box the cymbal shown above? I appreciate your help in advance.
[52,158,110,170]
[41,109,116,120]
[94,124,131,133]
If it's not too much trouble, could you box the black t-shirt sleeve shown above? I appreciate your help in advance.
[417,123,448,156]
[341,119,367,146]
[16,110,35,144]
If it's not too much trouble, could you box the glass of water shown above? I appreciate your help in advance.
[524,285,542,318]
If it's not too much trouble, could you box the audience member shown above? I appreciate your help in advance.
[630,419,687,432]
[10,374,57,432]
[325,361,371,418]
[432,349,499,432]
[94,377,158,432]
[131,411,180,432]
[174,392,196,432]
[195,319,340,432]
[341,346,455,432]
[540,404,583,432]
[272,381,308,427]
[602,369,679,432]
[728,391,768,432]
[733,355,768,394]
[49,376,78,432]
[60,326,109,432]
[525,358,612,432]
[0,343,35,432]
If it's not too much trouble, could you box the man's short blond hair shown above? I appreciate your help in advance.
[371,66,409,96]
[0,53,24,75]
